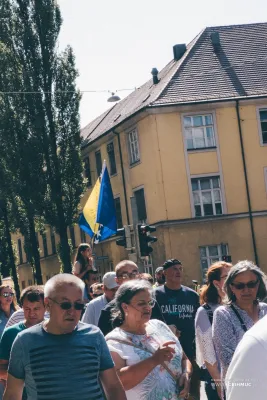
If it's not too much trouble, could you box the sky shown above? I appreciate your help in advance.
[57,0,266,129]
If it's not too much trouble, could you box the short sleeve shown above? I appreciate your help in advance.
[72,261,81,275]
[106,339,128,360]
[98,331,114,371]
[195,307,217,367]
[8,336,25,380]
[0,329,13,360]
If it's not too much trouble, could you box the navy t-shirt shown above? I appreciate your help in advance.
[154,285,200,360]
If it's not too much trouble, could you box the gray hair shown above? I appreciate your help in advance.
[224,260,267,303]
[112,280,153,327]
[44,274,85,298]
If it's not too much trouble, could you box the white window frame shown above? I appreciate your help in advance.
[257,107,267,146]
[183,113,216,150]
[127,127,140,165]
[264,167,267,196]
[199,244,229,281]
[191,175,223,217]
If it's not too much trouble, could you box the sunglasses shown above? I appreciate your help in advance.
[1,293,14,298]
[117,271,139,279]
[48,297,84,311]
[231,279,259,290]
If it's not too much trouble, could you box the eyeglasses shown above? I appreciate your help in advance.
[48,297,84,311]
[130,299,156,309]
[117,271,139,280]
[1,293,14,298]
[231,280,259,290]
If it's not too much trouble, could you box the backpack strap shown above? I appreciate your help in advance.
[202,304,213,325]
[230,304,247,332]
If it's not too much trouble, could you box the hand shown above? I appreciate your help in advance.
[216,382,223,400]
[152,341,176,365]
[178,372,190,399]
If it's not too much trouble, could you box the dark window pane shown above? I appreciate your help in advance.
[215,203,222,215]
[50,228,56,254]
[134,189,147,222]
[260,110,267,120]
[83,157,92,187]
[107,142,117,176]
[191,179,198,191]
[221,244,228,255]
[204,204,214,216]
[114,198,123,229]
[69,226,76,248]
[42,233,48,257]
[18,239,23,264]
[22,281,26,289]
[95,151,102,177]
[195,205,202,217]
[262,129,267,144]
[200,179,211,190]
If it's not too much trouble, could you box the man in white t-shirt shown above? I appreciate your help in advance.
[226,314,267,399]
[82,272,119,326]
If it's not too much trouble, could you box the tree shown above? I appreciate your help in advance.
[0,0,85,273]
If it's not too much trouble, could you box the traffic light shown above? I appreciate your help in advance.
[116,226,131,249]
[138,224,157,257]
[222,255,232,263]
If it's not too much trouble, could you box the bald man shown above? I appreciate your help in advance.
[98,260,164,335]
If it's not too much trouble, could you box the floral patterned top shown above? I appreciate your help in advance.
[212,302,267,380]
[106,319,183,400]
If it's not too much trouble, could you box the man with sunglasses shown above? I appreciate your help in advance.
[0,287,45,399]
[82,272,119,326]
[3,274,126,400]
[98,260,164,336]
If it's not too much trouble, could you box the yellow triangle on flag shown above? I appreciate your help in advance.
[83,178,100,234]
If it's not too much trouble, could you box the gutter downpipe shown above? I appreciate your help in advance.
[114,130,130,225]
[236,100,259,265]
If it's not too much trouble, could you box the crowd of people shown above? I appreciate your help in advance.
[0,242,266,399]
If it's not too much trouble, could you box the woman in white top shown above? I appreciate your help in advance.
[72,243,93,281]
[195,261,231,400]
[106,280,191,400]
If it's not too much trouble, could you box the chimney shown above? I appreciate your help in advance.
[210,32,220,52]
[173,44,186,61]
[151,68,160,84]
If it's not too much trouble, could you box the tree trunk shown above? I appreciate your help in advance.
[2,206,20,300]
[27,214,43,285]
[58,225,72,273]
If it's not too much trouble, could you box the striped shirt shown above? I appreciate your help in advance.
[8,322,114,400]
[5,310,49,329]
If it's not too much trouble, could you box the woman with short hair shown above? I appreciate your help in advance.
[106,280,190,400]
[195,261,231,400]
[212,260,267,387]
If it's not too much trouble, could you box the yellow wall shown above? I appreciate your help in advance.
[16,100,267,287]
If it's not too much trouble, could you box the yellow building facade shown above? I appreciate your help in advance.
[16,23,267,287]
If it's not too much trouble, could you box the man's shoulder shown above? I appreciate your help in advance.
[102,299,115,312]
[154,285,166,295]
[245,314,267,343]
[77,321,102,334]
[87,294,107,307]
[3,322,25,336]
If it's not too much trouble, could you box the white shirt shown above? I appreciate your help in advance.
[82,294,108,326]
[226,314,267,399]
[5,309,49,329]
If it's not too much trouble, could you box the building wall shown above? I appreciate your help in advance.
[16,100,267,288]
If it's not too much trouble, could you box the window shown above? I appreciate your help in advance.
[50,228,56,254]
[143,256,153,275]
[200,244,228,281]
[28,279,33,286]
[95,150,102,177]
[42,233,48,258]
[80,228,86,243]
[134,188,147,222]
[83,156,92,187]
[17,239,23,265]
[191,176,222,217]
[183,114,216,150]
[21,281,26,289]
[114,197,123,229]
[109,262,114,271]
[128,128,140,165]
[107,142,117,175]
[258,109,267,144]
[69,226,76,248]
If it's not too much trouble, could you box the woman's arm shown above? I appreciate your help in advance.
[110,341,175,391]
[72,261,89,279]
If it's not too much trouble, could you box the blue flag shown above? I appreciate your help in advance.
[79,161,117,243]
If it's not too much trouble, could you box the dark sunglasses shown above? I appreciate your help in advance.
[48,297,84,311]
[231,279,259,290]
[1,292,14,298]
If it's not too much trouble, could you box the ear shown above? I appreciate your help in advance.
[121,303,128,312]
